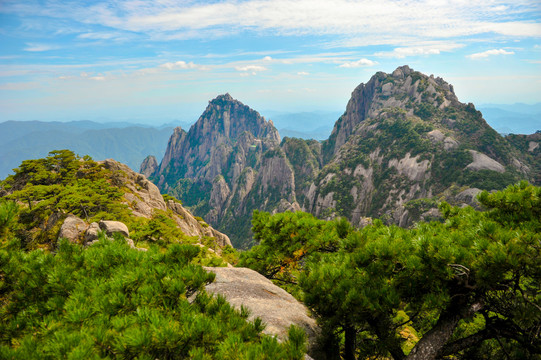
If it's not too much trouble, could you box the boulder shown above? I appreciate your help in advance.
[466,150,505,173]
[456,188,483,207]
[98,220,129,237]
[85,222,101,243]
[204,267,320,357]
[58,215,88,243]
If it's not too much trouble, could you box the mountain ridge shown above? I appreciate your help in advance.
[146,66,540,248]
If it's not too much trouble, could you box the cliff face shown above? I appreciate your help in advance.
[307,65,529,226]
[150,94,298,248]
[148,66,537,247]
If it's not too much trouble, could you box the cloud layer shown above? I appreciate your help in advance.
[4,0,541,44]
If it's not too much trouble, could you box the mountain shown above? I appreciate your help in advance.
[477,105,541,134]
[265,111,340,140]
[147,66,539,248]
[0,120,174,179]
[145,94,301,248]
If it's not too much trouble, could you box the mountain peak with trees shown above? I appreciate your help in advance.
[145,66,540,247]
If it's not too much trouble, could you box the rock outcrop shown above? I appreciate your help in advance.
[148,94,298,248]
[204,267,320,357]
[147,66,536,245]
[140,155,158,178]
[58,214,88,243]
[51,158,232,252]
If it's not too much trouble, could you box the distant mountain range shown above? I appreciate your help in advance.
[143,66,540,248]
[477,103,541,135]
[0,120,178,180]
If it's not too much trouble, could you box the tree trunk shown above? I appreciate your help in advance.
[344,325,356,360]
[406,300,482,360]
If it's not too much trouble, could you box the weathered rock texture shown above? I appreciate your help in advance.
[140,155,158,178]
[148,66,537,246]
[148,94,299,248]
[204,267,320,357]
[58,214,89,243]
[53,158,232,252]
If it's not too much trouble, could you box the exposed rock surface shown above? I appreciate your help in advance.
[455,188,483,207]
[148,94,294,248]
[466,150,505,173]
[101,159,167,218]
[58,214,88,243]
[148,66,536,244]
[204,267,320,357]
[139,155,158,178]
[85,222,100,243]
[51,158,232,252]
[99,220,130,237]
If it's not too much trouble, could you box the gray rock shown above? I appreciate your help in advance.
[443,137,459,150]
[85,222,100,243]
[58,215,88,243]
[204,267,320,357]
[427,129,445,143]
[99,220,129,237]
[465,150,505,173]
[456,188,482,206]
[139,155,158,178]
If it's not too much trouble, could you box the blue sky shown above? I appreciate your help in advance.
[1,0,540,124]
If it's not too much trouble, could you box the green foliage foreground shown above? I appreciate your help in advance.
[241,182,541,360]
[0,236,305,360]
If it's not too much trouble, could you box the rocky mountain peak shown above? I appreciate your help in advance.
[324,65,460,159]
[197,94,280,144]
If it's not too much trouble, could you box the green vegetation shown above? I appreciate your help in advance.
[1,150,131,250]
[0,235,306,359]
[0,150,306,359]
[242,182,541,359]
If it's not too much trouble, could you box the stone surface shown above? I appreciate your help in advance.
[148,66,536,241]
[466,150,505,173]
[101,159,167,218]
[58,214,88,243]
[167,200,232,249]
[455,188,482,207]
[204,267,320,356]
[99,220,130,237]
[85,222,100,243]
[139,155,158,178]
[101,158,232,251]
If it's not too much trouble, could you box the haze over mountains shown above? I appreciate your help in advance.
[0,121,176,180]
[142,66,540,248]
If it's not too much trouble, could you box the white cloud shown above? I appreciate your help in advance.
[235,65,268,72]
[297,71,309,75]
[24,43,60,52]
[78,32,116,40]
[339,58,377,68]
[263,56,273,61]
[467,49,515,59]
[160,61,200,70]
[374,43,463,58]
[7,1,541,44]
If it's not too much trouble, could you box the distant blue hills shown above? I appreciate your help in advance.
[1,103,538,180]
[478,103,541,135]
[0,120,180,180]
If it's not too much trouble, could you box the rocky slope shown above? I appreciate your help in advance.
[203,266,321,358]
[1,151,231,252]
[307,65,531,226]
[147,94,301,248]
[147,66,538,247]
